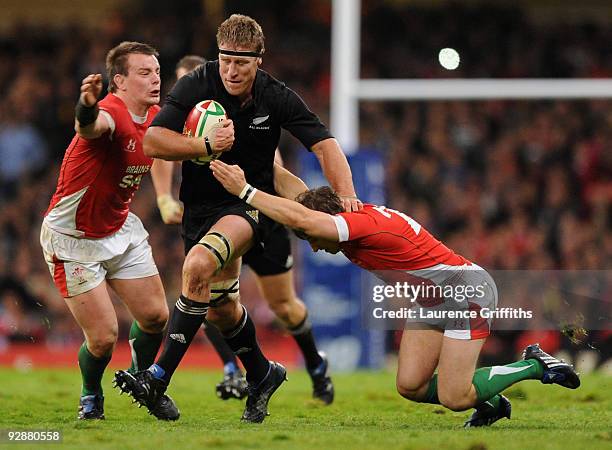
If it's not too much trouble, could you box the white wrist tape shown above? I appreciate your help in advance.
[238,184,250,199]
[238,183,258,204]
[246,187,258,204]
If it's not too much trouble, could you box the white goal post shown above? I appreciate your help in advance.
[331,0,612,154]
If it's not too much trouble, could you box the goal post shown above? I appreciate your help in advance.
[331,0,612,154]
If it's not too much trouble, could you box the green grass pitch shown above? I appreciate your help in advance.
[1,368,610,449]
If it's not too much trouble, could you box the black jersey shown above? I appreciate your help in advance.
[151,60,332,214]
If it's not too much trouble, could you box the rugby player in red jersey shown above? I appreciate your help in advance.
[210,160,581,427]
[40,42,196,421]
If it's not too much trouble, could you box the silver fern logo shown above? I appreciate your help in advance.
[252,115,269,125]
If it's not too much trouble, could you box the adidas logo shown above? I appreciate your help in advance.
[170,333,186,344]
[234,347,251,355]
[246,209,259,223]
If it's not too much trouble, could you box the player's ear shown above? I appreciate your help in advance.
[114,74,126,91]
[257,57,262,66]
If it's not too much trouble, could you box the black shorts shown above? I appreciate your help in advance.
[183,202,274,255]
[243,221,293,276]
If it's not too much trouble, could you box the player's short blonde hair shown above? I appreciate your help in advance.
[216,14,265,55]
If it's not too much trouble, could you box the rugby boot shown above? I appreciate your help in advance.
[216,370,249,400]
[113,369,180,420]
[522,343,580,389]
[78,394,105,420]
[464,395,511,428]
[308,352,334,405]
[241,362,287,423]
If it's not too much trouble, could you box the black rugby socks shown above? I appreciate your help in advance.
[155,295,207,383]
[222,305,270,385]
[289,314,324,371]
[203,318,240,367]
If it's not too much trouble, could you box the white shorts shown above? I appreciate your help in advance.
[404,263,498,340]
[40,213,159,298]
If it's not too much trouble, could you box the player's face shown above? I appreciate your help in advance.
[218,44,260,100]
[121,54,161,107]
[308,237,341,254]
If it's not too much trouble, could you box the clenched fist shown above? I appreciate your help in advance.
[157,195,183,224]
[210,119,235,152]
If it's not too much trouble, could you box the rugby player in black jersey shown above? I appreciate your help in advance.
[114,14,361,423]
[154,54,335,405]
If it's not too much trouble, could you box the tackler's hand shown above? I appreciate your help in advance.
[340,195,363,212]
[210,160,247,196]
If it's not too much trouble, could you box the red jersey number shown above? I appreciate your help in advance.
[372,205,421,235]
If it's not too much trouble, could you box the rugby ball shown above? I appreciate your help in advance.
[183,100,227,165]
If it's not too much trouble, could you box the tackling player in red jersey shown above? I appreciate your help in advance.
[211,160,581,428]
[40,42,185,421]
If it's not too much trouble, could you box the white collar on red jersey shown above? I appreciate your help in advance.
[129,110,148,124]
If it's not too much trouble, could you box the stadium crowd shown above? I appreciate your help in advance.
[0,1,609,365]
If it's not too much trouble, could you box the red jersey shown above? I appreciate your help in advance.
[333,204,471,271]
[44,94,159,238]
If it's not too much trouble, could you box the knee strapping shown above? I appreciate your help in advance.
[197,231,234,272]
[209,278,240,307]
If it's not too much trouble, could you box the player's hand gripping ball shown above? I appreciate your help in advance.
[183,100,227,165]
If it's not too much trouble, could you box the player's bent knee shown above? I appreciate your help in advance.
[437,390,472,411]
[138,307,168,333]
[87,332,118,358]
[396,378,425,401]
[437,375,475,411]
[268,297,294,323]
[183,246,217,281]
[396,385,420,401]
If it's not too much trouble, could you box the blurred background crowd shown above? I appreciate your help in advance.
[0,0,609,368]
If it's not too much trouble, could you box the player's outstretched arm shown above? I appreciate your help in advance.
[74,74,110,139]
[310,138,363,212]
[210,160,339,241]
[273,163,308,200]
[272,147,309,199]
[143,119,234,161]
[150,159,183,224]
